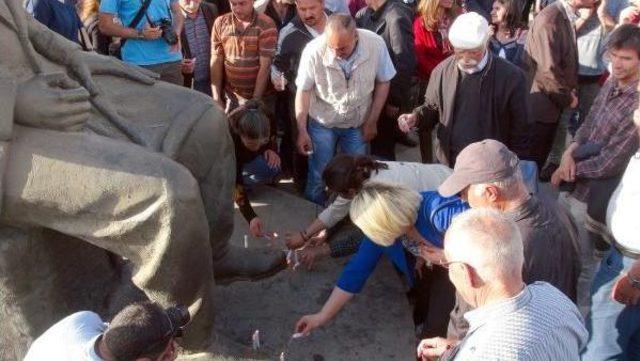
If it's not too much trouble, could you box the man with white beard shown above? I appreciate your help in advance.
[397,12,531,168]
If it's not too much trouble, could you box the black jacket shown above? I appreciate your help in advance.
[272,14,319,92]
[355,0,416,109]
[414,53,531,166]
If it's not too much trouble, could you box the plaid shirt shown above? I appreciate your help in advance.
[572,78,640,202]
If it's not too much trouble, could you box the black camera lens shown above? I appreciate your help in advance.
[165,305,190,337]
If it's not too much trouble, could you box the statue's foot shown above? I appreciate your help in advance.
[213,245,286,284]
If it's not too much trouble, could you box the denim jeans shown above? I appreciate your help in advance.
[242,155,280,185]
[304,119,367,204]
[582,248,640,360]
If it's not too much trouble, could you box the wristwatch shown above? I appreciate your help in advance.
[629,274,640,290]
[136,29,145,40]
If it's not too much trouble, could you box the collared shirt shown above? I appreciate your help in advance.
[212,11,278,99]
[451,282,587,360]
[296,31,396,91]
[457,50,489,74]
[607,152,640,253]
[183,9,211,81]
[572,79,640,202]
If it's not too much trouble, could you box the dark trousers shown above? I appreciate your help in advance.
[278,91,308,191]
[412,265,457,338]
[530,121,560,170]
[371,110,398,161]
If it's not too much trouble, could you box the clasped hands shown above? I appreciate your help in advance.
[15,51,157,132]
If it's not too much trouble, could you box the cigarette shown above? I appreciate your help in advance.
[244,235,249,249]
[292,332,305,339]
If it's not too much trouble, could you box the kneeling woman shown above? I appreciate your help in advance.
[295,182,469,337]
[228,100,281,237]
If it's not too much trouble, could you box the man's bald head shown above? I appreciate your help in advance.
[326,14,358,59]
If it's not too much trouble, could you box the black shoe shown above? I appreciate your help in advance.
[539,163,559,182]
[396,134,418,147]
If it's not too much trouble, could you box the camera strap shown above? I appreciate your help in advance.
[120,0,153,50]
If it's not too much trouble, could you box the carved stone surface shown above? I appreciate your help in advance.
[0,227,119,360]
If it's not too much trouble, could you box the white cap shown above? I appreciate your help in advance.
[448,12,490,50]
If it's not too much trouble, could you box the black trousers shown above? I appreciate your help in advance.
[530,121,560,170]
[411,264,457,338]
[371,110,399,161]
[278,91,308,191]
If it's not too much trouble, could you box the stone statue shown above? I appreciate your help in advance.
[0,0,284,357]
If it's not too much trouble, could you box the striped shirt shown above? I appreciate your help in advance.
[183,10,211,82]
[448,282,587,361]
[212,11,277,99]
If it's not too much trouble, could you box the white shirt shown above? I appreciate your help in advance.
[607,152,640,253]
[24,311,107,361]
[454,282,587,360]
[318,162,452,228]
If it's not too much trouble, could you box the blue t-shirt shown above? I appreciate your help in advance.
[336,192,469,294]
[100,0,182,65]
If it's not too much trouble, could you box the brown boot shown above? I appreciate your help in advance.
[213,245,286,285]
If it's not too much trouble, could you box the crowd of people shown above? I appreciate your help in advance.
[19,0,640,358]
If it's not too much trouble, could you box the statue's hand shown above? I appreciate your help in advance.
[67,51,158,96]
[14,73,91,132]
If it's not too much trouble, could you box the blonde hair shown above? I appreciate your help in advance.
[349,182,422,246]
[417,0,459,31]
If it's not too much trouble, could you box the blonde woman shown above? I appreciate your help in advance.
[294,182,469,338]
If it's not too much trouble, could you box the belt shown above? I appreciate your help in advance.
[613,241,640,260]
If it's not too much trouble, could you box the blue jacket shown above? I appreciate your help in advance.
[336,191,469,294]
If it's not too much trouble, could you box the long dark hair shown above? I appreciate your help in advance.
[494,0,524,37]
[322,155,389,194]
[227,100,271,140]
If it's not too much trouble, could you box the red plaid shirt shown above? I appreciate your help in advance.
[572,78,640,202]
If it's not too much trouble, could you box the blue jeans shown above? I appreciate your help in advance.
[304,119,367,204]
[242,155,280,185]
[582,248,640,360]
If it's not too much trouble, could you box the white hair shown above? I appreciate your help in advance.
[470,166,525,200]
[444,208,524,282]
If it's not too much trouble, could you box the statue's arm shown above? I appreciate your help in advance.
[0,71,17,139]
[26,12,82,66]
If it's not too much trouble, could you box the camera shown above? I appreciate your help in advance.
[165,305,191,337]
[153,18,179,45]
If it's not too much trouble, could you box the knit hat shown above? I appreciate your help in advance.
[448,12,490,50]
